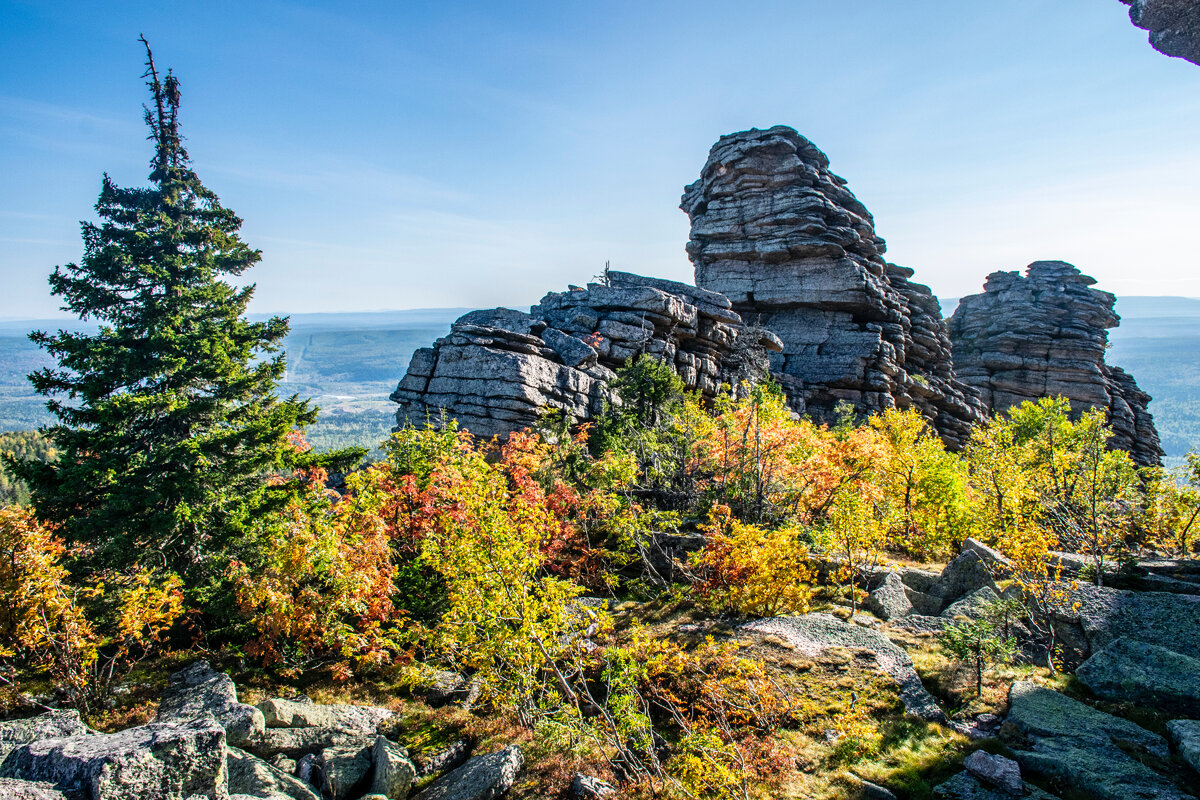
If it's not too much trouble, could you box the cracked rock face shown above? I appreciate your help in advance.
[681,125,985,448]
[392,270,778,437]
[948,260,1163,466]
[1121,0,1200,66]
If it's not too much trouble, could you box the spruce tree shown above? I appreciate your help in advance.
[12,38,316,584]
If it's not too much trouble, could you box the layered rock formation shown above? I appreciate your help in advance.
[680,125,985,447]
[391,271,781,437]
[1121,0,1200,66]
[948,261,1162,465]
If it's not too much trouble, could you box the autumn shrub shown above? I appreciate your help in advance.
[0,506,184,710]
[231,438,403,679]
[694,504,814,616]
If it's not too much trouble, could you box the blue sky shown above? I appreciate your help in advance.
[1,0,1198,318]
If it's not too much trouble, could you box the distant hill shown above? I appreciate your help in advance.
[0,307,466,453]
[1,299,1196,460]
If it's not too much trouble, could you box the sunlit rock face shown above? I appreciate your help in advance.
[1121,0,1200,66]
[391,271,780,437]
[948,260,1163,466]
[681,125,985,448]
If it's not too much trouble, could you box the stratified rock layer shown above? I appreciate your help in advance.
[948,260,1163,465]
[1121,0,1200,66]
[681,125,985,447]
[392,271,779,437]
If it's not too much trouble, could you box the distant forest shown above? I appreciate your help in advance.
[0,297,1195,461]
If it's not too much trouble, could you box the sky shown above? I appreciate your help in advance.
[1,0,1198,319]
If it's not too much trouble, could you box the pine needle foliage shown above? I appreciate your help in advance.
[8,38,315,583]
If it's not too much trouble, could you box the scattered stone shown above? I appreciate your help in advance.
[949,260,1162,466]
[1120,0,1200,66]
[0,714,227,800]
[961,539,1012,576]
[904,587,943,616]
[571,773,616,798]
[0,778,68,799]
[1001,680,1187,800]
[318,743,373,800]
[1049,583,1200,665]
[890,614,949,635]
[295,753,317,785]
[932,770,1060,800]
[413,745,524,800]
[370,736,416,799]
[156,660,265,747]
[1167,719,1200,776]
[227,746,319,800]
[898,567,940,593]
[963,750,1022,796]
[858,778,899,799]
[242,727,374,760]
[422,672,470,708]
[0,711,92,763]
[928,551,999,607]
[741,613,945,722]
[257,698,393,735]
[266,754,295,775]
[1075,637,1200,714]
[863,571,913,620]
[415,739,473,778]
[941,587,1000,620]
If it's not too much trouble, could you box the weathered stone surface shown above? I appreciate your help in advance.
[1075,637,1200,714]
[0,778,68,799]
[928,550,999,607]
[1001,681,1190,800]
[932,771,1060,800]
[863,571,913,620]
[741,613,945,722]
[226,746,318,800]
[241,727,374,760]
[963,750,1022,796]
[1049,583,1200,665]
[949,260,1162,466]
[318,744,372,800]
[0,711,92,764]
[941,587,1000,621]
[0,715,228,800]
[156,661,265,748]
[961,539,1011,576]
[891,614,950,634]
[393,271,776,437]
[1167,719,1200,776]
[1121,0,1200,65]
[415,739,473,778]
[898,567,940,593]
[413,745,523,800]
[257,698,392,735]
[571,773,616,798]
[370,736,416,799]
[904,587,943,616]
[682,125,985,448]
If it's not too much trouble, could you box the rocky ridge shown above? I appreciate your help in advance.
[948,260,1163,465]
[1121,0,1200,66]
[680,125,986,447]
[392,271,779,437]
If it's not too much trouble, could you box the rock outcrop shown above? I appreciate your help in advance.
[948,260,1163,466]
[681,125,985,447]
[392,271,779,437]
[1121,0,1200,66]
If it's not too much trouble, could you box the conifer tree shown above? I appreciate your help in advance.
[11,38,316,583]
